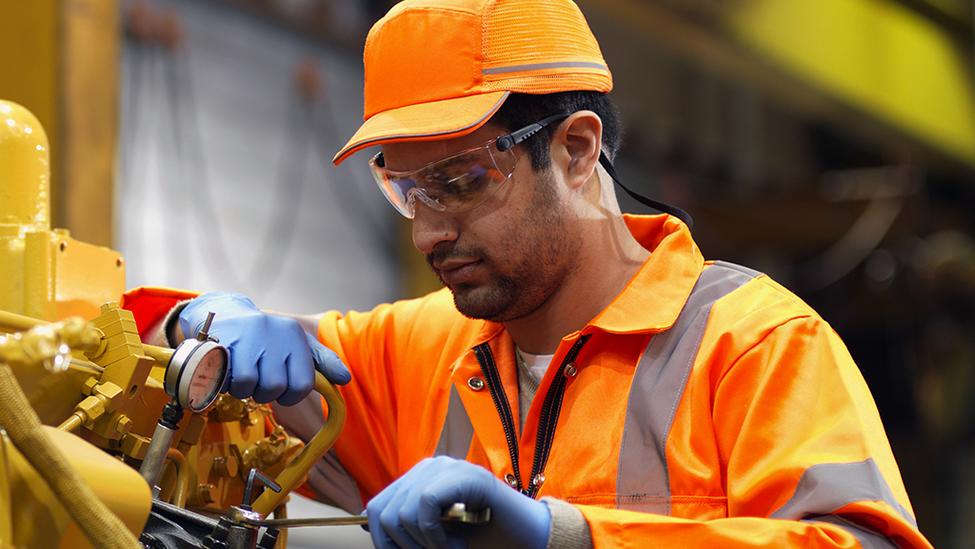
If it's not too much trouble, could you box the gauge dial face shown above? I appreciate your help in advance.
[166,339,229,413]
[185,346,228,412]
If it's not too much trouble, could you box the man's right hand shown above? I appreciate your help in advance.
[179,291,350,406]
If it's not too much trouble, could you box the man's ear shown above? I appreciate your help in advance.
[552,111,602,191]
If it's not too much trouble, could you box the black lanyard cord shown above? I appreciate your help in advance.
[598,151,693,230]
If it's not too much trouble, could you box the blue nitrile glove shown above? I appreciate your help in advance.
[366,456,551,549]
[179,291,351,406]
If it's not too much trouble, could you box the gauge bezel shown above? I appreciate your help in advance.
[165,338,229,413]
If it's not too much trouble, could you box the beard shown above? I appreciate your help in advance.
[425,172,581,323]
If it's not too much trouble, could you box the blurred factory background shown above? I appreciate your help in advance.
[2,0,974,547]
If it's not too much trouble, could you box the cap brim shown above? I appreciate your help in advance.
[332,91,510,165]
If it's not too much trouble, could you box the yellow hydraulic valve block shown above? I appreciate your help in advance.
[0,99,124,325]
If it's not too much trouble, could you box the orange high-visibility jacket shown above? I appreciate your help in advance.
[124,214,932,549]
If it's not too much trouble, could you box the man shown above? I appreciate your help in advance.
[127,0,933,547]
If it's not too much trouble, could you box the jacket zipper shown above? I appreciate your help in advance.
[474,344,526,493]
[473,335,591,498]
[526,334,590,499]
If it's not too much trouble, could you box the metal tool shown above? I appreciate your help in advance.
[235,503,491,529]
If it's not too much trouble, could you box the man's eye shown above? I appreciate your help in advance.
[447,166,489,189]
[449,166,487,183]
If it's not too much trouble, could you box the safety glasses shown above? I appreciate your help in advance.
[369,114,569,218]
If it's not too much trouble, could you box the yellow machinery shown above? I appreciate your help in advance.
[0,99,346,548]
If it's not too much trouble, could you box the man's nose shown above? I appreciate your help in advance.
[411,201,458,254]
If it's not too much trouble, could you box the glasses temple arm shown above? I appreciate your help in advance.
[496,114,571,152]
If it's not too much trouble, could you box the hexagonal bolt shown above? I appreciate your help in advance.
[212,455,239,478]
[114,415,133,435]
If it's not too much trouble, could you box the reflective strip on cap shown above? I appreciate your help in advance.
[482,61,609,75]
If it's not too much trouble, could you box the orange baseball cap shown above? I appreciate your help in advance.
[332,0,613,165]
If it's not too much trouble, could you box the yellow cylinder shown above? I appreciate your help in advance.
[0,100,53,318]
[0,100,50,233]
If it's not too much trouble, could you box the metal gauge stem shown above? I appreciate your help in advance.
[164,312,229,413]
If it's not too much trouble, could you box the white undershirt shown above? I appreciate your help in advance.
[517,348,555,382]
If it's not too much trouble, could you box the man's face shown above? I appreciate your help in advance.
[380,123,582,323]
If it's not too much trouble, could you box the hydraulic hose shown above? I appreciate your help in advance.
[0,364,143,549]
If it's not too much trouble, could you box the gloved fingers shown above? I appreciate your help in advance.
[384,489,427,549]
[305,332,351,386]
[398,479,442,548]
[365,500,390,549]
[413,459,544,549]
[413,460,495,535]
[252,354,289,405]
[225,344,262,401]
[394,458,473,549]
[255,317,314,406]
[368,459,443,549]
[368,485,425,549]
[366,469,401,548]
[412,490,456,549]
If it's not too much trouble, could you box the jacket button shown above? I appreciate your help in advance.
[504,474,518,487]
[563,362,578,377]
[531,473,546,487]
[468,377,485,391]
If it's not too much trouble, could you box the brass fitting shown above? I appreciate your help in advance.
[241,426,303,473]
[210,395,261,425]
[72,381,124,427]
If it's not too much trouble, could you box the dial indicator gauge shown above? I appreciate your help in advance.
[165,339,229,413]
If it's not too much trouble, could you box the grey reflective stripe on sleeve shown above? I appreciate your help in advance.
[434,384,474,459]
[617,261,760,514]
[271,397,363,514]
[482,61,608,75]
[771,458,917,529]
[305,448,364,514]
[802,515,902,549]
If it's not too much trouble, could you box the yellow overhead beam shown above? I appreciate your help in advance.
[727,0,975,168]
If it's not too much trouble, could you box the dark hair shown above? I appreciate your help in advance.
[488,91,622,171]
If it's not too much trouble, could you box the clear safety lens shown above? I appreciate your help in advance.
[369,140,517,218]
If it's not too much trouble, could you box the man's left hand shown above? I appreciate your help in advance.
[366,456,551,549]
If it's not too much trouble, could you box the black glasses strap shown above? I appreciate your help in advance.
[599,151,693,230]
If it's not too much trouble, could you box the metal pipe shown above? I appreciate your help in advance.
[139,401,184,489]
[165,448,189,508]
[57,412,85,433]
[0,309,45,333]
[251,372,346,517]
[140,423,177,489]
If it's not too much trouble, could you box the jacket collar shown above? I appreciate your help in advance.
[585,214,703,335]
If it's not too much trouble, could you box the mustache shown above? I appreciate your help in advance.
[425,244,484,270]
